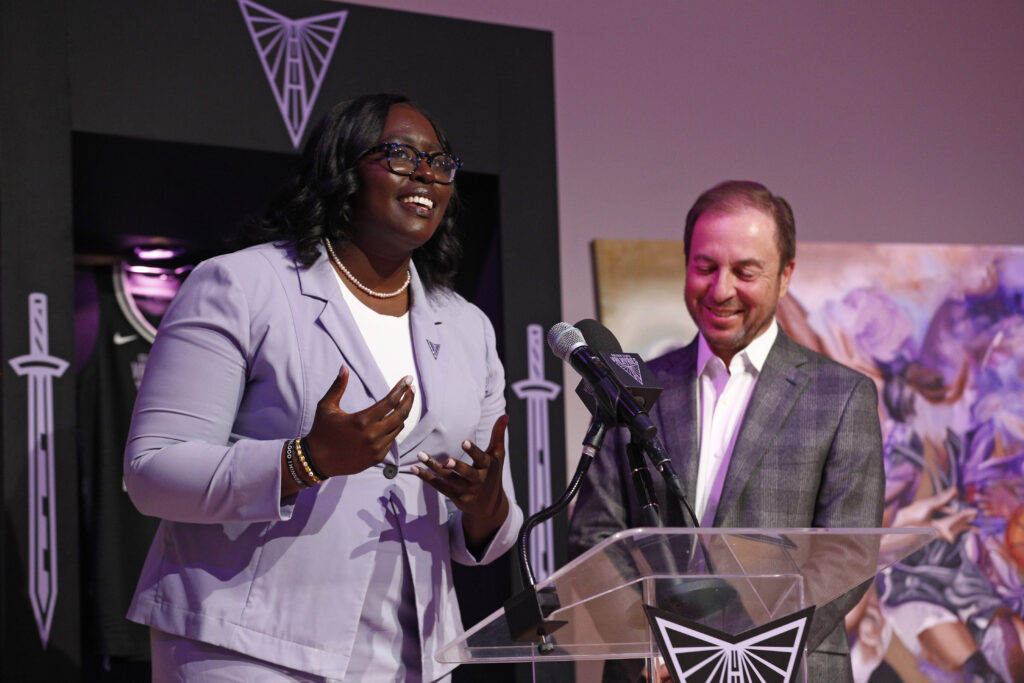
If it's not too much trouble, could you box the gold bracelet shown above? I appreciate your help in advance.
[298,438,328,481]
[294,438,323,485]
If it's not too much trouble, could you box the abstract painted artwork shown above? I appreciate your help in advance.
[593,240,1024,681]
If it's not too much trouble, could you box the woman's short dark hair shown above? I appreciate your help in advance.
[240,93,462,292]
[683,180,796,272]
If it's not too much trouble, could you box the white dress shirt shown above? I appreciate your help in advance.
[694,320,779,523]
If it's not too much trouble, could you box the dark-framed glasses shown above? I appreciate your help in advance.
[360,142,462,184]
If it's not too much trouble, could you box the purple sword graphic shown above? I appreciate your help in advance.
[8,292,69,647]
[512,324,561,582]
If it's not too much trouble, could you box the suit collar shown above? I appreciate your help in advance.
[653,340,701,510]
[696,320,778,376]
[297,245,449,457]
[404,267,447,454]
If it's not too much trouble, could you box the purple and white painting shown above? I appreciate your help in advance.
[594,240,1024,681]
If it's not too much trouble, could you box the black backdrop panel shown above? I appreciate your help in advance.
[69,0,502,168]
[1,0,80,680]
[72,131,503,328]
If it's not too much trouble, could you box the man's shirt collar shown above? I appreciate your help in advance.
[697,319,778,376]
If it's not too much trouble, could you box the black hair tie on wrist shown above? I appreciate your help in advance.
[299,438,329,482]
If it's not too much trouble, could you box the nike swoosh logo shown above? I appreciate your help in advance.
[113,332,139,345]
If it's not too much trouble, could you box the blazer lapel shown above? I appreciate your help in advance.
[397,265,448,456]
[296,243,390,402]
[296,251,448,458]
[712,332,810,524]
[653,341,701,511]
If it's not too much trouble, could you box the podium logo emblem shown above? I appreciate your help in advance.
[643,604,814,683]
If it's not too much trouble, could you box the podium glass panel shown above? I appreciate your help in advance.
[437,527,935,668]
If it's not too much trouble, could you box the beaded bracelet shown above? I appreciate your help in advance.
[294,438,323,485]
[284,439,309,488]
[298,438,329,481]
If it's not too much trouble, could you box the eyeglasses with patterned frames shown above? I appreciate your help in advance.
[359,142,462,184]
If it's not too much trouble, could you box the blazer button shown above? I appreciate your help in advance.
[383,464,399,479]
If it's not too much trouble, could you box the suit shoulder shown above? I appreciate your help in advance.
[178,243,298,310]
[428,286,471,311]
[780,334,873,386]
[647,340,696,375]
[426,288,496,336]
[427,287,477,322]
[191,242,292,276]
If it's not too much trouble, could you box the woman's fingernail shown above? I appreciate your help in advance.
[417,452,429,463]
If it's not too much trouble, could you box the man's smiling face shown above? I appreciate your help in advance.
[684,205,794,365]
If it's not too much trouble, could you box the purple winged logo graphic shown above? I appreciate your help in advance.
[643,604,814,683]
[238,0,348,147]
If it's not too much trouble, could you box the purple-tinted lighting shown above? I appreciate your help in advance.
[124,264,194,276]
[133,246,185,261]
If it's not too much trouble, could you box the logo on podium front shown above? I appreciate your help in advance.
[643,604,814,683]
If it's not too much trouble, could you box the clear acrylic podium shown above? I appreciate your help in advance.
[438,527,936,680]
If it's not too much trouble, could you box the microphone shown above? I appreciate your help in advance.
[546,321,660,441]
[571,319,663,419]
[553,320,698,526]
[552,322,724,622]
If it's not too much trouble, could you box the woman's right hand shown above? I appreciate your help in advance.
[303,366,415,477]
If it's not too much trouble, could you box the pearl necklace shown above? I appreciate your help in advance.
[323,239,411,299]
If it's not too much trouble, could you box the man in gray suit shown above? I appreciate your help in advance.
[567,180,885,681]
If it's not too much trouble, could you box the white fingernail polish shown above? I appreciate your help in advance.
[417,452,429,463]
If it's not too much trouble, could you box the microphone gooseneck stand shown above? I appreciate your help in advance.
[504,418,609,651]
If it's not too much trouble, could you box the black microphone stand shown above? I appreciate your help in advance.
[503,417,609,651]
[626,436,663,528]
[630,431,737,622]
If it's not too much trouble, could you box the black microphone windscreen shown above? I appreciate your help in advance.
[574,318,664,414]
[575,319,622,353]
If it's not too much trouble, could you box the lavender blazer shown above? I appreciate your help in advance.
[567,331,884,681]
[124,241,522,680]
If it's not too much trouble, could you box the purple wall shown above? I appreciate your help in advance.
[351,0,1024,495]
[351,0,1024,318]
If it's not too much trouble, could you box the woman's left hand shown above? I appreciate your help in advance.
[414,414,510,551]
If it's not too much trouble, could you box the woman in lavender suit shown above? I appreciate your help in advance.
[123,94,522,682]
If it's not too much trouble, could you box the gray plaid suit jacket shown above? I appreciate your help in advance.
[567,329,885,682]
